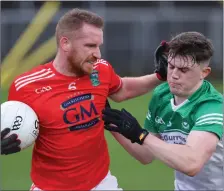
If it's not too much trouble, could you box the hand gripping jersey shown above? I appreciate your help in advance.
[144,80,223,190]
[8,59,122,190]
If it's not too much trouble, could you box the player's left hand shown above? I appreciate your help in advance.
[1,128,21,155]
[154,41,169,81]
[102,108,149,145]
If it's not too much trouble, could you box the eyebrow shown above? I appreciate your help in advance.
[84,43,103,47]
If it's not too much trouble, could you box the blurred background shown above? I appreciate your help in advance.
[1,1,223,190]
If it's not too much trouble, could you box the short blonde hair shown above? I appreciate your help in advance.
[55,8,104,45]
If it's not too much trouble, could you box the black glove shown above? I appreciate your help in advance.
[1,128,21,155]
[105,99,111,109]
[154,41,169,81]
[102,108,149,145]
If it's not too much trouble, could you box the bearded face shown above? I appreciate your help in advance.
[66,23,103,76]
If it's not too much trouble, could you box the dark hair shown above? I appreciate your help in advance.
[168,32,214,64]
[55,8,104,45]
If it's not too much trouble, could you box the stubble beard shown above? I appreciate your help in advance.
[67,54,86,77]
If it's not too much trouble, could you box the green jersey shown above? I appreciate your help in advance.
[144,80,223,190]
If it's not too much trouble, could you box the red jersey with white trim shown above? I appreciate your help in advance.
[8,59,122,190]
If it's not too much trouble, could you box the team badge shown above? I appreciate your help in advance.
[90,70,100,86]
[182,120,190,130]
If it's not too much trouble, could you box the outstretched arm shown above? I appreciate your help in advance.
[110,74,161,102]
[111,131,158,164]
[102,107,221,176]
[109,42,168,102]
[143,131,219,176]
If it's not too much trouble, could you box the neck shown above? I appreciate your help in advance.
[53,52,79,77]
[174,80,203,105]
[173,96,188,106]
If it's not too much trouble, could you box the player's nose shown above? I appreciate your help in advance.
[93,47,101,59]
[171,68,180,79]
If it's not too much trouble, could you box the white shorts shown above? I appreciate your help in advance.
[30,171,122,191]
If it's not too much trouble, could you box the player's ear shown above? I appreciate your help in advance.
[201,66,211,79]
[60,36,71,52]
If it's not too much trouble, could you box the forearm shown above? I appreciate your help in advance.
[143,134,200,176]
[123,74,161,99]
[111,74,161,102]
[111,132,155,164]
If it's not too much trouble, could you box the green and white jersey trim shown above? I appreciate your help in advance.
[195,113,223,126]
[146,110,151,120]
[170,98,189,111]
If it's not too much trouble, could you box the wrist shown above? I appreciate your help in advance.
[137,129,149,145]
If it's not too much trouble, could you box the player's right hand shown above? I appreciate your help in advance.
[102,108,149,145]
[1,128,21,155]
[154,41,169,81]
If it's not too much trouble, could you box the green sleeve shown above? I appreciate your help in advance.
[192,100,223,140]
[143,91,158,134]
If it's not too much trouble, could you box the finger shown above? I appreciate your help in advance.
[1,139,21,153]
[1,134,19,147]
[2,146,21,155]
[154,45,163,59]
[1,128,11,139]
[121,108,133,118]
[103,108,121,114]
[102,109,122,120]
[156,46,165,59]
[161,55,168,65]
[102,115,121,126]
[160,41,169,51]
[155,42,169,60]
[121,109,137,122]
[161,40,167,46]
[104,125,120,132]
[105,99,111,109]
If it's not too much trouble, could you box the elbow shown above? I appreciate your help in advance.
[140,160,152,165]
[111,93,130,103]
[185,167,201,177]
[114,98,124,103]
[138,158,154,165]
[182,162,202,177]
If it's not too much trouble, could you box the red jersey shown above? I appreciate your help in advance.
[8,59,122,190]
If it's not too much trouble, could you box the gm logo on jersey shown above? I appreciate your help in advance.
[61,93,99,131]
[35,86,52,94]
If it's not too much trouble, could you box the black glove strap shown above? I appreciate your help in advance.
[137,129,149,145]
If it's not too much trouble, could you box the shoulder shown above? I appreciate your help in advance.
[203,80,222,102]
[93,59,119,81]
[11,62,55,92]
[193,81,222,110]
[195,99,222,115]
[14,62,53,81]
[93,59,114,72]
[193,84,222,121]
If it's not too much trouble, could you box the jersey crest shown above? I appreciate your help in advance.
[90,70,100,87]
